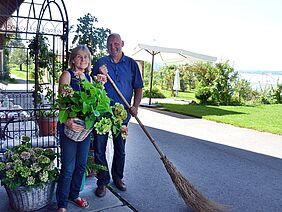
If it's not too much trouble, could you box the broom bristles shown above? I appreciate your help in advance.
[161,156,226,212]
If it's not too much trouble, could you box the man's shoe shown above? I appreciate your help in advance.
[95,186,106,197]
[114,179,126,191]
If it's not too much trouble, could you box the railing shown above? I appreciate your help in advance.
[0,91,59,153]
[0,91,34,109]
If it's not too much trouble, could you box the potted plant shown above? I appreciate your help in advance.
[57,75,128,140]
[0,136,59,211]
[35,85,59,136]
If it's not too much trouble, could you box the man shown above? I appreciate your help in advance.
[91,33,143,197]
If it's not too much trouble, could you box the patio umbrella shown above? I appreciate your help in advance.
[132,43,217,105]
[173,69,180,96]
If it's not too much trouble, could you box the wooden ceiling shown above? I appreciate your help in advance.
[0,0,25,27]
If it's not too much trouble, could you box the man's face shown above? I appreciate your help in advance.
[107,35,124,57]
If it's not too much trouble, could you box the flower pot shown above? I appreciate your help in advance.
[37,117,58,136]
[5,181,55,212]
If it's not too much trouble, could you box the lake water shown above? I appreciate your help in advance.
[239,72,282,91]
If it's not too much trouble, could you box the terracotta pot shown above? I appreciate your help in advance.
[37,117,58,136]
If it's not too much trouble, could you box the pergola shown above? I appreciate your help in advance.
[0,0,69,85]
[0,0,69,149]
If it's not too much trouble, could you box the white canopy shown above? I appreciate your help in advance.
[131,43,217,105]
[132,43,217,64]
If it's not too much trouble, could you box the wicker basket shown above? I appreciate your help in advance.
[64,125,93,142]
[5,182,55,212]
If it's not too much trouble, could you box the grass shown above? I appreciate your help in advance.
[158,103,282,135]
[161,89,198,102]
[9,65,35,83]
[148,89,282,135]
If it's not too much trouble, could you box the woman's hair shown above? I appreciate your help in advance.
[69,45,92,73]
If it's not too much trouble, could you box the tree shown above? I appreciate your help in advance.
[193,61,239,105]
[28,35,55,83]
[233,78,253,103]
[142,61,152,87]
[71,13,111,65]
[158,65,176,91]
[193,62,215,104]
[211,62,238,105]
[10,48,27,72]
[180,64,197,91]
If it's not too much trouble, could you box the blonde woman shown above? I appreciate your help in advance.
[56,45,92,212]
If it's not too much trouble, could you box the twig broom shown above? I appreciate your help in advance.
[106,74,225,212]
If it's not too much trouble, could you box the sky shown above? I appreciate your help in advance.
[65,0,282,72]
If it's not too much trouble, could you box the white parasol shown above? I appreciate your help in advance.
[173,69,180,96]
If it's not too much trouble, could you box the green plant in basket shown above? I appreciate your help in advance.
[85,153,108,177]
[0,136,59,190]
[57,76,127,136]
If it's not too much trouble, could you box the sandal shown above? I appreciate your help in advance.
[69,197,89,208]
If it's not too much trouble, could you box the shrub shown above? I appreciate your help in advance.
[143,87,165,98]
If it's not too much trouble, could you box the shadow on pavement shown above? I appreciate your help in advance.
[121,123,282,212]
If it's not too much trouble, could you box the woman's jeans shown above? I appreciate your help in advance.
[56,132,91,208]
[93,129,126,186]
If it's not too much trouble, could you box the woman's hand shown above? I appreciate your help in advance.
[65,118,84,132]
[74,70,85,80]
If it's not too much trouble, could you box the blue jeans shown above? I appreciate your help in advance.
[56,132,91,208]
[93,128,126,186]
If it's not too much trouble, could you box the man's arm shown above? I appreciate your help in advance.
[129,88,143,117]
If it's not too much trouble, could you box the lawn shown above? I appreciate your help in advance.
[158,103,282,135]
[9,65,35,83]
[161,89,198,102]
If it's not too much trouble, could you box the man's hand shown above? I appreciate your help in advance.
[121,125,128,139]
[99,64,108,75]
[96,65,108,84]
[129,106,138,117]
[97,74,107,84]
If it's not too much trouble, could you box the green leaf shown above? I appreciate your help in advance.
[59,111,68,123]
[85,117,95,129]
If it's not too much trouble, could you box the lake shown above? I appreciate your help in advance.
[238,72,282,91]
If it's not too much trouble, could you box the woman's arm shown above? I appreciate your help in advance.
[58,71,71,94]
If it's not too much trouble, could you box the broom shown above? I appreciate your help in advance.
[106,74,225,212]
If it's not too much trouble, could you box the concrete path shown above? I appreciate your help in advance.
[140,98,282,159]
[118,106,282,211]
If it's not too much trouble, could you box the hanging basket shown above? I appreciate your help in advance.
[64,125,93,142]
[5,182,55,212]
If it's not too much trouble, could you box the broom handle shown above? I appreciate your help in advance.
[106,74,165,159]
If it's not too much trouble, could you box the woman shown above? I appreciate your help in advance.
[56,45,92,212]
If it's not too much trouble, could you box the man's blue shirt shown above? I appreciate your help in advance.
[92,54,143,123]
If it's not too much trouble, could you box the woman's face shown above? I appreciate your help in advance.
[72,50,90,71]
